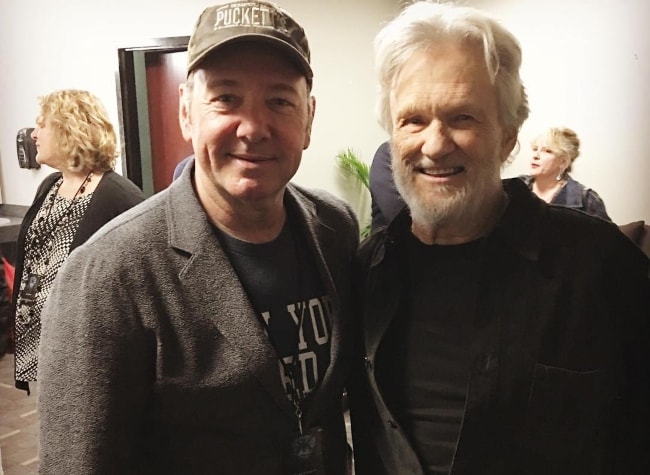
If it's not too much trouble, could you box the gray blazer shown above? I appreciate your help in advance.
[38,164,359,474]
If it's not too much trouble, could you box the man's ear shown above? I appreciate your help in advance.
[303,96,316,150]
[178,82,193,142]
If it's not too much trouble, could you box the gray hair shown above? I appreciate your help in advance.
[375,1,529,134]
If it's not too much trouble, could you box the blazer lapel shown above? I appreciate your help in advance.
[166,172,295,419]
[284,187,344,413]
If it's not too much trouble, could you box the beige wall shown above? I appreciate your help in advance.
[471,0,650,224]
[0,0,397,228]
[0,0,648,224]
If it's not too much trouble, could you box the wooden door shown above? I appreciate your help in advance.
[117,36,192,196]
[145,51,194,192]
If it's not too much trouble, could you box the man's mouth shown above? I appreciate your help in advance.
[229,153,274,163]
[418,166,465,178]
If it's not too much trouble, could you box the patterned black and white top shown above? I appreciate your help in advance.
[14,178,92,383]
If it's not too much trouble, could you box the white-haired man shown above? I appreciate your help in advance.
[349,2,650,474]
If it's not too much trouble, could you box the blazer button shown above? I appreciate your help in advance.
[476,352,492,372]
[364,356,372,370]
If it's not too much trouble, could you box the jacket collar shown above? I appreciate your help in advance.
[490,178,546,262]
[166,161,334,256]
[520,173,585,209]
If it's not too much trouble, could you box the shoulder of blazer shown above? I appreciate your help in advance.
[286,182,359,234]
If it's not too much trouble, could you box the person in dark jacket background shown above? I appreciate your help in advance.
[519,126,610,220]
[369,140,405,232]
[348,2,650,474]
[12,89,145,393]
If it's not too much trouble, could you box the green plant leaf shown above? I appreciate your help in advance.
[336,148,370,191]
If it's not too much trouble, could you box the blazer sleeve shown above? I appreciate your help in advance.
[38,244,152,474]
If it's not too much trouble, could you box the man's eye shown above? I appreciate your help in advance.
[456,114,473,122]
[401,116,425,127]
[213,94,236,103]
[208,94,242,110]
[269,97,293,107]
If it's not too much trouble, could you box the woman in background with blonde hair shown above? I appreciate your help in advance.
[12,89,145,393]
[520,126,610,220]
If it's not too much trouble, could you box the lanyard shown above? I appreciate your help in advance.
[280,300,307,434]
[27,172,92,267]
[262,220,309,434]
[261,297,308,434]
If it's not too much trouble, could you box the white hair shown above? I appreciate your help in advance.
[375,1,529,134]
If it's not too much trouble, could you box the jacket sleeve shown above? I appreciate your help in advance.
[347,241,394,475]
[583,189,611,221]
[605,232,650,473]
[38,245,152,474]
[369,141,405,232]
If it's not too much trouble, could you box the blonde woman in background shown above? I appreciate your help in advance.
[12,89,145,394]
[520,126,610,220]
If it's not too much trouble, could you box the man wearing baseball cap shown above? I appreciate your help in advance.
[37,2,358,474]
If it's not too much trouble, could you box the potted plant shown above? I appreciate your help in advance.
[336,148,371,238]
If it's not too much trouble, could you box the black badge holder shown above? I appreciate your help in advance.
[285,426,326,475]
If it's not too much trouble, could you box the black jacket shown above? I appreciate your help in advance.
[349,179,650,475]
[12,170,145,390]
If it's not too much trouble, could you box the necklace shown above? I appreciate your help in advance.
[41,171,92,226]
[30,171,94,261]
[19,171,94,323]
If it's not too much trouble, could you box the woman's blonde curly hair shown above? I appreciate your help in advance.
[36,89,117,172]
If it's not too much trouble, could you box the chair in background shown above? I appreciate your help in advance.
[619,220,650,257]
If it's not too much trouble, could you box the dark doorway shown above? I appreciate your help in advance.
[116,37,194,196]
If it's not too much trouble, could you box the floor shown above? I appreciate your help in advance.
[0,353,38,475]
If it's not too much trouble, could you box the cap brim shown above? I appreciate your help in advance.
[187,34,313,81]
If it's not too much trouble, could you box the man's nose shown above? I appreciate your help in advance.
[421,121,455,159]
[236,107,271,143]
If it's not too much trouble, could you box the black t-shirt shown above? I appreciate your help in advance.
[376,233,483,475]
[215,217,331,405]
